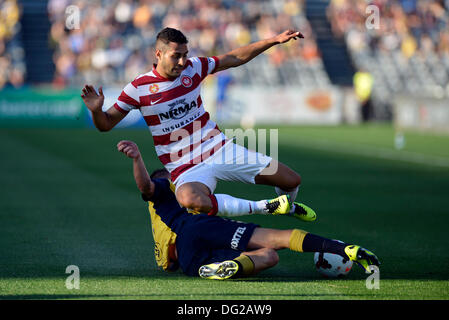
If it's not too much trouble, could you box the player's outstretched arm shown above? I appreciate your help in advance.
[81,85,126,132]
[214,29,303,73]
[117,140,155,198]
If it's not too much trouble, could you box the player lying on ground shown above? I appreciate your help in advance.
[118,140,380,279]
[82,27,316,225]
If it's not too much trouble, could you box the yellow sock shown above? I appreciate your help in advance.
[234,254,255,275]
[289,229,309,252]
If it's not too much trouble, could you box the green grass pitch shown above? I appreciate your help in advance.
[1,125,448,300]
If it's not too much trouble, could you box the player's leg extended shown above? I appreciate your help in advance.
[255,160,316,222]
[199,226,381,280]
[176,181,291,216]
[247,228,380,272]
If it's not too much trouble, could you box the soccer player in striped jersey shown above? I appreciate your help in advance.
[82,27,316,221]
[117,140,380,279]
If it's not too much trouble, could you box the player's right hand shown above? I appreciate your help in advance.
[117,140,141,159]
[274,30,304,44]
[81,84,104,113]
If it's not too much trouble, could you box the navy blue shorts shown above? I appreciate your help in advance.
[174,214,258,277]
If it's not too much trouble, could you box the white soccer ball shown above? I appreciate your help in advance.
[314,252,353,278]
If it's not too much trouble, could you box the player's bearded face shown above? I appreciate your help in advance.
[158,42,189,78]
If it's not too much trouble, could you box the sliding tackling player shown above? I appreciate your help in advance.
[117,140,380,279]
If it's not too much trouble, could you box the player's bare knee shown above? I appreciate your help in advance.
[281,174,301,191]
[263,248,279,267]
[294,173,302,187]
[289,173,301,189]
[176,191,191,207]
[177,194,198,209]
[176,191,208,211]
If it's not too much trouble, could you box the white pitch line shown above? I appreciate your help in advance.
[283,138,449,168]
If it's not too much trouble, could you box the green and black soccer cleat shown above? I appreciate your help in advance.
[265,195,292,215]
[199,260,239,280]
[289,202,317,222]
[266,196,317,222]
[344,245,380,273]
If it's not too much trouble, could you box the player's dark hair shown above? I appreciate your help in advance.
[150,168,169,180]
[156,27,188,45]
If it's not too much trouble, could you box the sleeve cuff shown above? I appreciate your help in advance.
[211,56,220,74]
[113,103,130,114]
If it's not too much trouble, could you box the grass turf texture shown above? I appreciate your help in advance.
[1,125,448,300]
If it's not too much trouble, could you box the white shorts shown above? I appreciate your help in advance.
[173,141,273,193]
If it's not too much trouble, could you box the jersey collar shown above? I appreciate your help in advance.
[152,64,177,81]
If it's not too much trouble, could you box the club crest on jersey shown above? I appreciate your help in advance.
[149,84,159,93]
[181,75,193,88]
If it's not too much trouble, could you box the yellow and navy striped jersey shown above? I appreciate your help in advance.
[144,178,200,271]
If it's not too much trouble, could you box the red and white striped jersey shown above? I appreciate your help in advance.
[113,56,228,182]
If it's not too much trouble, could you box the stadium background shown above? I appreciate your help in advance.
[1,0,448,300]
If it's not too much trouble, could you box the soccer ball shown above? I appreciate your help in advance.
[314,252,353,278]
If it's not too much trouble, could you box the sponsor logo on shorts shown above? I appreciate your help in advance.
[231,227,246,249]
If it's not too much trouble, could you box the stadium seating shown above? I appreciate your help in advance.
[46,0,330,88]
[327,0,449,117]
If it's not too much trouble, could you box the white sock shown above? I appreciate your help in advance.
[215,194,268,217]
[275,186,299,213]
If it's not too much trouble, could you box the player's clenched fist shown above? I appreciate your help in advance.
[117,140,141,159]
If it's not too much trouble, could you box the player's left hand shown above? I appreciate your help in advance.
[275,30,304,44]
[117,140,141,159]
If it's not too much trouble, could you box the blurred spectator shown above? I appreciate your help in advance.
[353,69,374,122]
[401,33,417,58]
[0,0,26,89]
[216,69,233,123]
